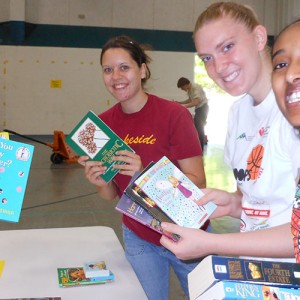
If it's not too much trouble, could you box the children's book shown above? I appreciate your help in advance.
[89,271,115,282]
[0,139,34,222]
[188,255,300,300]
[83,260,110,277]
[133,156,217,228]
[116,165,180,241]
[66,111,134,182]
[57,267,113,287]
[196,280,300,300]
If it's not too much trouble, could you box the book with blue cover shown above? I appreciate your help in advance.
[133,156,216,228]
[66,111,134,182]
[83,260,110,277]
[197,280,300,300]
[188,255,300,300]
[0,138,34,222]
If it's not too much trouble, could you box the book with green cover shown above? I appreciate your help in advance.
[57,267,113,287]
[66,111,134,182]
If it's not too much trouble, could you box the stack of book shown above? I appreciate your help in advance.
[188,255,300,299]
[116,156,217,241]
[57,260,114,287]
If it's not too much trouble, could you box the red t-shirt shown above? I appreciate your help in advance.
[99,94,202,245]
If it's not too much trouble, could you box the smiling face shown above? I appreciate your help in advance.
[272,21,300,127]
[194,16,266,98]
[101,48,146,103]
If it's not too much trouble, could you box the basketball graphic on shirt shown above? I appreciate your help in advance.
[246,144,264,180]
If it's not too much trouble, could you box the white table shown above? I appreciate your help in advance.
[0,226,147,299]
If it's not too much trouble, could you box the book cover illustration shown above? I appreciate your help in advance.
[116,192,179,242]
[197,280,300,300]
[134,156,217,228]
[66,111,134,182]
[0,139,34,222]
[0,132,9,139]
[57,267,113,287]
[125,181,176,226]
[83,260,110,277]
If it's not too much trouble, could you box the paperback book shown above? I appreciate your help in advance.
[188,255,300,300]
[83,260,110,277]
[57,267,113,287]
[66,111,134,182]
[0,138,34,222]
[132,156,216,228]
[116,192,180,241]
[197,280,300,300]
[116,166,180,241]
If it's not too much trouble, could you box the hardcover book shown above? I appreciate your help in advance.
[196,280,300,300]
[83,260,110,277]
[66,111,134,182]
[0,139,34,222]
[188,255,300,300]
[133,156,217,228]
[57,267,113,287]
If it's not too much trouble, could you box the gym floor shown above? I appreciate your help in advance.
[0,135,239,299]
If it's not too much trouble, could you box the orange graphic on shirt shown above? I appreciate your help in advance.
[247,144,264,180]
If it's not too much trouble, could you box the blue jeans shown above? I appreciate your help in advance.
[122,225,204,300]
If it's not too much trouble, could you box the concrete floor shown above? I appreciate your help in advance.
[0,135,240,300]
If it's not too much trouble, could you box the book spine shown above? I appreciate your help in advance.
[211,256,300,287]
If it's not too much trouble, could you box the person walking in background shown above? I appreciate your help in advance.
[176,77,209,150]
[160,2,300,262]
[78,35,207,300]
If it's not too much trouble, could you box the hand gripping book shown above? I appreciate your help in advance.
[116,166,180,242]
[0,138,34,222]
[66,111,134,182]
[132,156,217,228]
[188,255,300,300]
[196,280,300,300]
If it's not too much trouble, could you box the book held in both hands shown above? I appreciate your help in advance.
[188,255,300,300]
[0,138,34,222]
[66,111,134,182]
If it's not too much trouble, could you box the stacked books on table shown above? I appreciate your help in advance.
[57,260,114,287]
[116,156,217,241]
[188,255,300,299]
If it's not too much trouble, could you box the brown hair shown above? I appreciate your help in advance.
[177,77,190,88]
[194,2,260,38]
[100,35,151,85]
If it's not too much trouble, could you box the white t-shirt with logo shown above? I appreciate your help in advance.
[224,90,300,235]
